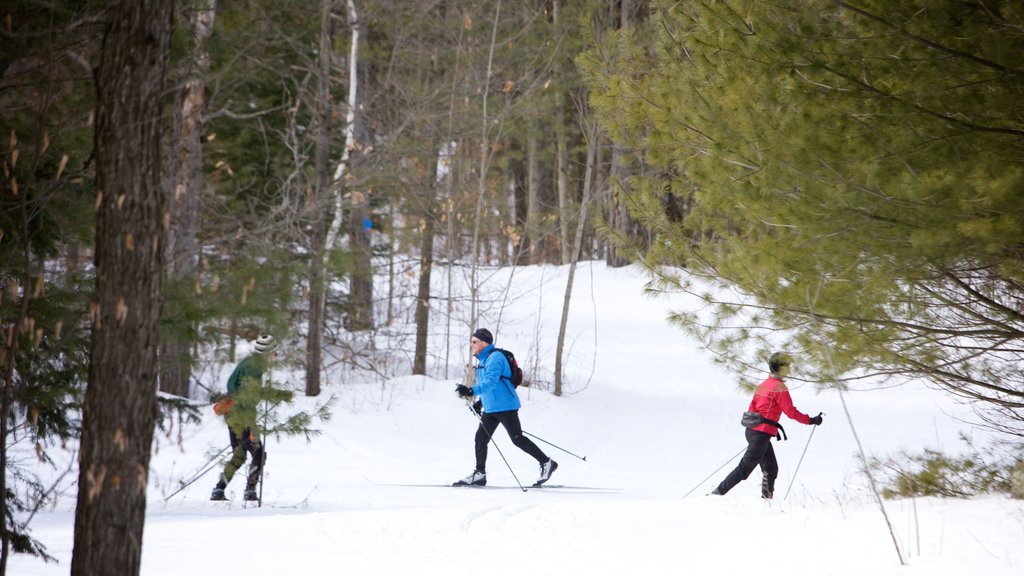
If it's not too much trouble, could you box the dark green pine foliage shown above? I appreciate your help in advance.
[0,2,103,562]
[223,370,333,444]
[0,3,204,563]
[582,1,1024,429]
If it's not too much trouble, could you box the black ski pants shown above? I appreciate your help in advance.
[715,428,778,496]
[474,410,548,473]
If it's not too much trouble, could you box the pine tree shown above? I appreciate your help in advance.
[583,1,1024,429]
[70,2,173,574]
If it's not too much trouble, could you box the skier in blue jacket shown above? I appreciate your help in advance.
[453,328,557,487]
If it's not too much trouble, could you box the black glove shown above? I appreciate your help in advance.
[456,384,474,398]
[472,399,483,415]
[809,413,823,426]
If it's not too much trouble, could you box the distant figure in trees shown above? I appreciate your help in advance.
[210,335,277,501]
[453,328,558,488]
[710,352,822,499]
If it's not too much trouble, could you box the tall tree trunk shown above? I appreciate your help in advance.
[554,121,597,396]
[335,0,373,333]
[345,192,374,331]
[306,0,334,397]
[70,2,172,574]
[553,0,571,265]
[161,0,216,399]
[605,140,633,267]
[593,130,608,260]
[510,149,529,265]
[526,127,540,264]
[556,92,571,265]
[605,0,636,268]
[468,0,503,384]
[413,158,438,375]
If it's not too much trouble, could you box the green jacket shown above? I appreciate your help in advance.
[226,354,267,396]
[224,354,270,431]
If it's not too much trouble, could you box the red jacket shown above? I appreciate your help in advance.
[748,375,811,436]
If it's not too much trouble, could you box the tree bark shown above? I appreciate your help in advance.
[412,159,438,375]
[467,0,503,384]
[605,0,636,268]
[605,140,633,268]
[70,1,172,574]
[526,127,541,264]
[161,0,216,399]
[306,0,335,397]
[338,0,373,333]
[556,91,571,265]
[345,192,374,331]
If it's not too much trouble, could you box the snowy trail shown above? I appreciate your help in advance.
[11,263,1024,576]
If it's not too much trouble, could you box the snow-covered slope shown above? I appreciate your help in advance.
[12,263,1023,576]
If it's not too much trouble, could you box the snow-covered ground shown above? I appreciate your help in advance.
[11,263,1023,576]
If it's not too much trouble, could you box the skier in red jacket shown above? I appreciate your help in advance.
[710,352,822,499]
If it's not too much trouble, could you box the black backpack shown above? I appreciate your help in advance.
[495,348,524,387]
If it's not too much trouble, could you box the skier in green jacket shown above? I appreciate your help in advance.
[211,335,276,501]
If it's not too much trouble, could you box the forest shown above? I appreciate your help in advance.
[2,1,1022,574]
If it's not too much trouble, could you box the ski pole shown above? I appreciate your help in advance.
[784,413,821,500]
[163,445,230,502]
[253,398,270,508]
[521,431,587,462]
[681,447,745,498]
[464,399,527,492]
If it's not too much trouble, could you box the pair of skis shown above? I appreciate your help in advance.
[367,479,620,493]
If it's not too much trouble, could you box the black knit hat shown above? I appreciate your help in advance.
[472,328,494,344]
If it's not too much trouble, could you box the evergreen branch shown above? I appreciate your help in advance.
[941,267,1024,324]
[837,1,1022,77]
[820,64,1024,137]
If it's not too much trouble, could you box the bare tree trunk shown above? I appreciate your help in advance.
[70,2,171,574]
[526,127,540,264]
[338,0,373,333]
[386,201,396,325]
[345,193,374,331]
[554,120,597,396]
[325,0,359,253]
[553,0,571,265]
[306,0,334,397]
[413,158,438,375]
[592,129,608,260]
[467,0,503,384]
[510,149,529,265]
[605,0,635,268]
[556,92,571,265]
[161,0,216,399]
[606,142,633,267]
[469,2,501,315]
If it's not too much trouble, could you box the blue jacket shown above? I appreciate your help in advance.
[473,344,520,413]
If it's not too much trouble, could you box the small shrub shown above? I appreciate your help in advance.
[1011,462,1024,500]
[871,435,1017,499]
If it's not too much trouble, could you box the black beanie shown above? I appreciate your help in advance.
[472,328,494,344]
